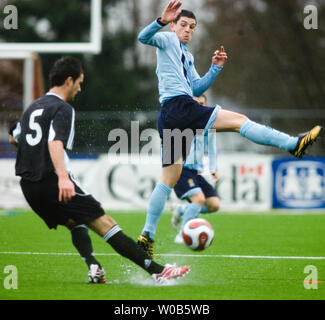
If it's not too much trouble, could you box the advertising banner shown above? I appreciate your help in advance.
[272,157,325,209]
[0,153,273,211]
[207,153,273,211]
[0,159,28,208]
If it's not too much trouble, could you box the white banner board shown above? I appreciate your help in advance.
[0,159,28,208]
[210,154,273,210]
[0,153,273,211]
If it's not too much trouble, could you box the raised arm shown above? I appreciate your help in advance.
[138,0,182,48]
[191,64,222,97]
[138,20,169,48]
[160,0,182,25]
[191,46,228,97]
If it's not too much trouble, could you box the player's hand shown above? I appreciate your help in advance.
[211,170,219,182]
[58,176,76,203]
[160,0,182,25]
[9,135,18,148]
[212,46,228,67]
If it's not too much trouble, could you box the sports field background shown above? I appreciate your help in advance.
[1,209,324,300]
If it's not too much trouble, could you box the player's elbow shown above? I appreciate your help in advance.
[138,31,156,46]
[192,85,204,98]
[48,140,64,150]
[138,32,147,44]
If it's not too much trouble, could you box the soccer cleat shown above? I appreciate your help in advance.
[290,125,322,158]
[88,264,106,284]
[171,204,184,230]
[152,264,190,284]
[137,232,154,259]
[174,233,184,244]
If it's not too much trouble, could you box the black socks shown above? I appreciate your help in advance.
[104,225,164,275]
[71,224,102,269]
[71,224,165,275]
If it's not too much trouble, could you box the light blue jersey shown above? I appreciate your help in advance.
[184,130,218,173]
[138,20,222,105]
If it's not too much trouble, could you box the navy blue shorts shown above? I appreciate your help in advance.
[158,95,219,167]
[174,167,217,200]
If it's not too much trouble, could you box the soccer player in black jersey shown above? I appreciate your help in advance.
[9,56,189,284]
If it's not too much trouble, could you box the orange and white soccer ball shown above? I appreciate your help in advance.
[181,218,214,251]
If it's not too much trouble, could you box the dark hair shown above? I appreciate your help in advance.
[174,10,196,24]
[49,56,83,87]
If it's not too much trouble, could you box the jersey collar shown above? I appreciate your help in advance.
[46,92,64,101]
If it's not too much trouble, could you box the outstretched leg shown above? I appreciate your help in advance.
[88,215,164,275]
[87,214,190,283]
[212,109,321,157]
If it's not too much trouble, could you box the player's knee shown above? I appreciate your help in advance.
[162,164,183,188]
[206,198,220,212]
[87,214,117,237]
[191,193,206,207]
[236,114,249,131]
[65,218,78,230]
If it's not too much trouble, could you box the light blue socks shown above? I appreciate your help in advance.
[240,120,298,151]
[142,182,171,240]
[180,203,202,231]
[179,204,210,215]
[200,205,210,214]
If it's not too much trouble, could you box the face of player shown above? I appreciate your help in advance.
[171,17,196,44]
[68,73,84,101]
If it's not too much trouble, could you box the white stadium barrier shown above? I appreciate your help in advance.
[2,154,325,210]
[0,154,273,211]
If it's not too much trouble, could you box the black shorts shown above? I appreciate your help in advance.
[20,172,105,229]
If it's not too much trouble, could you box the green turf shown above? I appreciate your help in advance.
[0,209,325,300]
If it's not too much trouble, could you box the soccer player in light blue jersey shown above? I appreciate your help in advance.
[137,0,322,258]
[171,95,220,244]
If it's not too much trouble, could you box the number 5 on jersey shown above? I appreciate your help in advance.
[26,109,44,146]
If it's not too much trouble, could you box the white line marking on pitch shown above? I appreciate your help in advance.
[0,251,325,260]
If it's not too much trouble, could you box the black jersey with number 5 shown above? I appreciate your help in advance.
[15,94,75,181]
